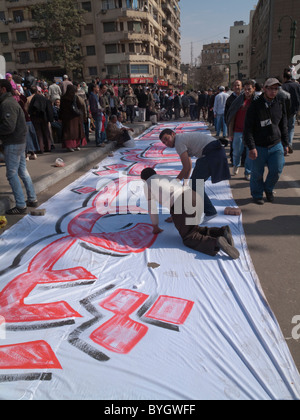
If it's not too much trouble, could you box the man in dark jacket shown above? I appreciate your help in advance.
[282,68,300,153]
[0,79,38,215]
[244,78,289,205]
[89,83,104,147]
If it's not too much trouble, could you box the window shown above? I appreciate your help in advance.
[105,44,118,54]
[103,22,116,32]
[128,21,142,33]
[13,10,24,23]
[0,32,9,43]
[107,65,120,75]
[102,0,115,9]
[3,53,12,62]
[82,2,92,12]
[19,51,30,64]
[0,12,6,22]
[126,0,139,9]
[16,31,27,43]
[86,45,96,56]
[89,67,98,76]
[36,50,51,62]
[130,64,149,74]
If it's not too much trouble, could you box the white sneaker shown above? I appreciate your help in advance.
[233,166,239,176]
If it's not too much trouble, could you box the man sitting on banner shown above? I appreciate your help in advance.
[159,129,231,223]
[106,114,131,147]
[141,168,240,260]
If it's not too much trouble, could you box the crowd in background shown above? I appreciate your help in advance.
[0,66,299,215]
[1,68,299,160]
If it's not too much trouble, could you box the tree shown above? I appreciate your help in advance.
[194,66,226,90]
[30,0,86,77]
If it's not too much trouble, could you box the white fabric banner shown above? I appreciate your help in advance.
[0,122,299,400]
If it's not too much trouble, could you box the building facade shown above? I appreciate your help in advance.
[229,21,250,83]
[201,42,230,86]
[250,0,300,83]
[0,0,181,85]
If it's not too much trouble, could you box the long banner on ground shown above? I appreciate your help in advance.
[0,122,299,400]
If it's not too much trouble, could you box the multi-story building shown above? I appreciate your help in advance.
[201,42,230,86]
[229,21,250,83]
[0,0,181,86]
[249,0,300,83]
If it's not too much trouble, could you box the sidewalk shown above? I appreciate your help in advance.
[0,121,152,214]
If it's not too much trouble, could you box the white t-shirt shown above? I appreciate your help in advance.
[144,175,203,226]
[175,132,214,159]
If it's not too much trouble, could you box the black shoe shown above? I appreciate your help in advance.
[288,146,294,154]
[6,206,27,215]
[26,200,39,208]
[217,237,240,260]
[219,137,229,147]
[253,198,265,205]
[265,192,275,203]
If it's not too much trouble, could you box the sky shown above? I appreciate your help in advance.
[180,0,257,64]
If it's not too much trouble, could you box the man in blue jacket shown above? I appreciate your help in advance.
[244,78,289,205]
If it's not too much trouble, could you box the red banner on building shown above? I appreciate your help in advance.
[101,78,168,87]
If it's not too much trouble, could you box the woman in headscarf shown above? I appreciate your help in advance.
[6,73,21,102]
[59,84,87,152]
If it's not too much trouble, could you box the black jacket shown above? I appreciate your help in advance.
[282,80,300,115]
[28,94,54,122]
[243,94,288,150]
[0,93,27,145]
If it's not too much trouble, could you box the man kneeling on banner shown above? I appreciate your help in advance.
[141,168,240,260]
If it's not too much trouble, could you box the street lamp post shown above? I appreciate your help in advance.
[226,61,242,85]
[277,16,297,62]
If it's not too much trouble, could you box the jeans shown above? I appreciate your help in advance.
[288,114,296,147]
[139,108,146,122]
[232,132,252,175]
[191,158,217,217]
[216,113,227,137]
[251,143,285,199]
[4,143,37,208]
[189,104,197,120]
[93,115,103,146]
[126,105,135,123]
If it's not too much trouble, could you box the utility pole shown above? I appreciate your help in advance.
[278,16,298,62]
[191,42,194,67]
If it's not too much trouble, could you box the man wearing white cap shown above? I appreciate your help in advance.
[243,78,289,205]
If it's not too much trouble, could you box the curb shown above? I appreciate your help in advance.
[0,122,152,215]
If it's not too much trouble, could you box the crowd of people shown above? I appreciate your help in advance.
[0,66,299,221]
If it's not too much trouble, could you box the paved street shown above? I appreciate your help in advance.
[215,124,300,370]
[0,119,299,374]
